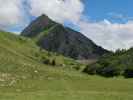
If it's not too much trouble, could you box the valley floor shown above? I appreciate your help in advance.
[0,71,133,100]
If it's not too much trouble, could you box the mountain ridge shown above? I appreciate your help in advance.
[21,14,109,59]
[22,15,56,37]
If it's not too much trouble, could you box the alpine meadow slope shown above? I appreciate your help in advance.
[0,31,133,100]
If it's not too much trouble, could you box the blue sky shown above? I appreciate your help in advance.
[0,0,133,50]
[83,0,133,23]
[6,0,133,33]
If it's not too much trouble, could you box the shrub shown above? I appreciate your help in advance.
[123,68,133,78]
[83,65,95,75]
[43,59,50,65]
[18,37,27,43]
[51,59,56,66]
[96,66,120,77]
[34,52,40,57]
[74,66,80,71]
[83,64,120,77]
[83,64,100,75]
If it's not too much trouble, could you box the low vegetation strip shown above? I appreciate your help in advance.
[83,49,133,78]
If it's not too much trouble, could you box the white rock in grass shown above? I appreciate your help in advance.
[34,70,38,73]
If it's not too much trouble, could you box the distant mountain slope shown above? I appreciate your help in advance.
[21,15,109,59]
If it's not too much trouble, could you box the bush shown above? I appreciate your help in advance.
[83,48,133,78]
[123,68,133,78]
[83,64,100,75]
[96,66,120,77]
[83,64,120,77]
[51,59,56,66]
[74,66,80,71]
[83,65,95,75]
[43,59,50,65]
[34,52,40,57]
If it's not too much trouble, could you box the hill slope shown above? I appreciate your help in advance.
[0,31,133,100]
[0,31,82,77]
[21,15,108,59]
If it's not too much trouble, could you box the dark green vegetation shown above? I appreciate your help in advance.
[21,15,108,59]
[0,31,133,100]
[83,49,133,78]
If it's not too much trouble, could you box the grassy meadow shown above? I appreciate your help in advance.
[0,31,133,100]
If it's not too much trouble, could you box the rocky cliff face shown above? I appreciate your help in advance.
[21,15,109,59]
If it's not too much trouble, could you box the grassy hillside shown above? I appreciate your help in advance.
[0,31,133,100]
[0,31,81,70]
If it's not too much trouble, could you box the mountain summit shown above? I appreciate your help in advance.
[21,15,108,59]
[22,15,56,37]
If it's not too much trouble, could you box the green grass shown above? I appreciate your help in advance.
[0,31,133,100]
[0,76,133,100]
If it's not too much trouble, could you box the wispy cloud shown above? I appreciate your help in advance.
[28,0,84,24]
[0,0,28,30]
[108,12,133,22]
[78,19,133,51]
[0,0,84,31]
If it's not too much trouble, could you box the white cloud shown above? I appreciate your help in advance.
[108,12,133,21]
[78,19,133,51]
[28,0,84,24]
[0,0,25,30]
[1,0,133,51]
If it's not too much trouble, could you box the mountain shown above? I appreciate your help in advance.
[83,49,133,78]
[22,15,56,37]
[21,15,109,59]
